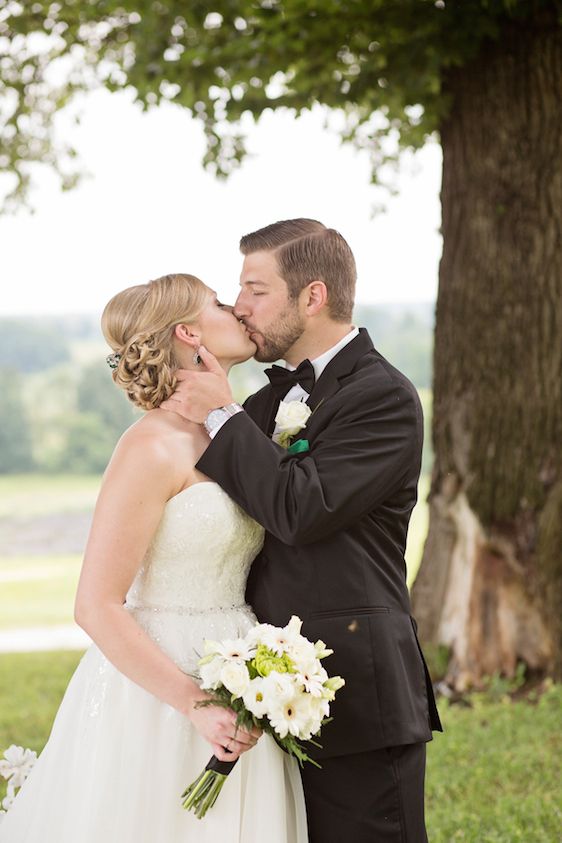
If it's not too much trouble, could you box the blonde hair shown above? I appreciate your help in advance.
[101,273,208,410]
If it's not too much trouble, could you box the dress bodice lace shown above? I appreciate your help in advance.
[124,482,264,673]
[126,482,264,613]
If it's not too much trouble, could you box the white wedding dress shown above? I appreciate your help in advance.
[0,482,308,842]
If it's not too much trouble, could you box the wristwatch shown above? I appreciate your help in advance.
[204,403,244,437]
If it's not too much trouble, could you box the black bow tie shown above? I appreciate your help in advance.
[264,359,316,399]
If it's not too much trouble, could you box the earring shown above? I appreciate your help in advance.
[193,349,202,365]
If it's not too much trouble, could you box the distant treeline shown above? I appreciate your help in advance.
[0,304,434,474]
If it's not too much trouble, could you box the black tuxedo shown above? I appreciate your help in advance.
[197,328,442,840]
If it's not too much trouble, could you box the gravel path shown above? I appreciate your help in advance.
[0,512,92,556]
[0,625,90,653]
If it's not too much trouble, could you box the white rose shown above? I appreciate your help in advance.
[274,401,312,436]
[199,656,224,690]
[220,661,250,698]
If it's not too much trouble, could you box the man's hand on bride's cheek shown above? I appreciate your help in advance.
[160,346,233,424]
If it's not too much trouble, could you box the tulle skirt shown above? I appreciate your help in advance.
[0,614,308,842]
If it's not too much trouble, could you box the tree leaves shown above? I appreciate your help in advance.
[0,0,551,210]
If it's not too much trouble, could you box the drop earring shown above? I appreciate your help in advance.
[193,349,202,365]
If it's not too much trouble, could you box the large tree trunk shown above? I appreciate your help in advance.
[411,11,562,690]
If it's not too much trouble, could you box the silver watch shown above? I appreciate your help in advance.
[204,403,243,436]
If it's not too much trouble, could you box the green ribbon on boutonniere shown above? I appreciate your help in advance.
[287,438,310,455]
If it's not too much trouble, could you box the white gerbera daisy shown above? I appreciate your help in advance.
[296,663,328,697]
[215,638,256,663]
[269,694,312,739]
[261,615,304,657]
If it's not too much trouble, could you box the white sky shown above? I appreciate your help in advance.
[0,90,442,316]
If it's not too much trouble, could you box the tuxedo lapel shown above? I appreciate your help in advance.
[244,384,280,436]
[306,328,375,412]
[264,391,281,437]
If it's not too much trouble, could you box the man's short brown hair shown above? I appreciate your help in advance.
[240,219,356,323]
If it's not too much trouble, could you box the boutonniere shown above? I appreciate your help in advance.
[273,400,312,449]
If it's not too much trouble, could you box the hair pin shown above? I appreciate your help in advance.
[106,352,121,370]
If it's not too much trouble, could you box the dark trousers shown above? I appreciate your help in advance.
[300,743,429,843]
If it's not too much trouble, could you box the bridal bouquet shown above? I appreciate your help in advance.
[182,615,344,819]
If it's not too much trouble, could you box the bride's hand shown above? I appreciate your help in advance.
[188,691,262,762]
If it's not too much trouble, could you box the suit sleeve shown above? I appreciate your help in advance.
[196,382,422,546]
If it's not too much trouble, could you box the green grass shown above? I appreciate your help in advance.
[0,651,559,841]
[0,651,84,752]
[0,555,81,629]
[0,474,101,518]
[427,688,562,841]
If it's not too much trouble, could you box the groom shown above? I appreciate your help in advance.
[164,219,442,842]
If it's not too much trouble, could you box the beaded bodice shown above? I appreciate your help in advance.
[126,482,264,613]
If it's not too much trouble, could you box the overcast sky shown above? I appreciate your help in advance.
[0,90,442,316]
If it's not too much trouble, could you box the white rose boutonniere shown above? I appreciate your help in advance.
[273,400,312,448]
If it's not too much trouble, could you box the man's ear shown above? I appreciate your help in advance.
[304,280,328,316]
[174,323,200,349]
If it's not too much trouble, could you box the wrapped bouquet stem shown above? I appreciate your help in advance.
[181,616,344,819]
[181,756,236,818]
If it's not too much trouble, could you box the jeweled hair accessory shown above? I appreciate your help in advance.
[106,352,121,370]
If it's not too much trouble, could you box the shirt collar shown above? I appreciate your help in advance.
[286,326,360,380]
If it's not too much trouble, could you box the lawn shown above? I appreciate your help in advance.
[0,651,560,841]
[0,555,81,629]
[0,474,101,519]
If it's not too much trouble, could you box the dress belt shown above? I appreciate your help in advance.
[124,600,252,616]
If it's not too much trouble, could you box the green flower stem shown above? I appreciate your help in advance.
[181,770,228,819]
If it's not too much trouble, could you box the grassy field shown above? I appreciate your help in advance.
[0,650,559,841]
[0,474,429,629]
[0,475,101,630]
[0,474,101,518]
[0,555,81,629]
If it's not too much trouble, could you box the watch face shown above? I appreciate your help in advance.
[206,409,227,429]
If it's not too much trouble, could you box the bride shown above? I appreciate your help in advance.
[0,273,307,842]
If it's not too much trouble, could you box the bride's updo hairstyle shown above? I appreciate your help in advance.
[101,273,208,411]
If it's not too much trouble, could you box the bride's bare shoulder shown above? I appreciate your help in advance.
[106,409,206,492]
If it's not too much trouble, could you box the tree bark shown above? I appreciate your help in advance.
[411,10,562,689]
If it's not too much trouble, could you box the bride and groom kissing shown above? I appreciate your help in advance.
[0,218,441,843]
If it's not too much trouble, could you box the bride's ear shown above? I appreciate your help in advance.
[174,323,200,350]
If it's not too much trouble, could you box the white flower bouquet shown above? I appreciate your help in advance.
[0,745,37,820]
[182,615,345,819]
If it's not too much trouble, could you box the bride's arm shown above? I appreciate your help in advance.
[74,428,259,760]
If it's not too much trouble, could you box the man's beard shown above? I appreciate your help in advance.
[250,304,306,363]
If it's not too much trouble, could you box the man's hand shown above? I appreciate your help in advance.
[160,346,234,424]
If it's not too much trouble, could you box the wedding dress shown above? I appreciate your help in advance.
[0,482,308,842]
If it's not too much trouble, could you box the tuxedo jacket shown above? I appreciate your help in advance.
[197,328,442,759]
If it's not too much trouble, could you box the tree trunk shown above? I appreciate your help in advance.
[411,11,562,690]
